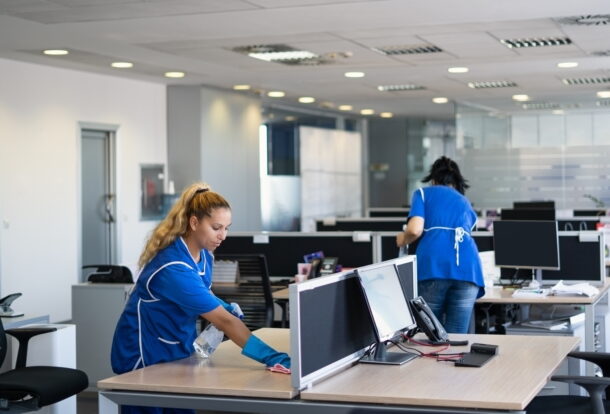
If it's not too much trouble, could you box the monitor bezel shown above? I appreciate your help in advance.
[355,262,417,343]
[493,220,560,271]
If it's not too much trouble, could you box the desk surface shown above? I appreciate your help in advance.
[97,328,295,399]
[302,333,579,411]
[1,314,49,329]
[477,277,610,304]
[272,287,289,301]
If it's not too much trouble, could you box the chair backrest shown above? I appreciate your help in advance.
[0,318,6,368]
[213,254,274,330]
[83,265,133,283]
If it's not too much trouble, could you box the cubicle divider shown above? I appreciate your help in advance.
[215,232,375,277]
[289,255,417,390]
[376,231,494,262]
[366,207,409,218]
[315,217,406,232]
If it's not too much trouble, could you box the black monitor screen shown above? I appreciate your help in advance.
[501,209,555,221]
[513,201,555,210]
[493,221,560,270]
[542,234,603,283]
[396,260,416,300]
[316,219,406,232]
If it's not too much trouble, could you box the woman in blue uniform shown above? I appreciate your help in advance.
[111,183,289,414]
[396,156,484,333]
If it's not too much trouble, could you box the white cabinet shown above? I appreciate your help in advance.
[71,283,132,389]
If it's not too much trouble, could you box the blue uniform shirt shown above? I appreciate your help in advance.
[409,186,485,298]
[111,237,221,374]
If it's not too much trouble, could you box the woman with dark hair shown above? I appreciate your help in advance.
[396,156,484,333]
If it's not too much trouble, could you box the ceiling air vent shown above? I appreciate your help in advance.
[500,36,572,49]
[232,44,333,66]
[467,80,517,89]
[521,102,561,110]
[591,50,610,57]
[597,100,610,107]
[562,76,610,85]
[377,84,425,91]
[372,44,443,56]
[557,15,610,26]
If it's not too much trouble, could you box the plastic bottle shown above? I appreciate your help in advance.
[193,324,224,358]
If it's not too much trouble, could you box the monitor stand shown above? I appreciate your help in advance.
[527,269,543,289]
[360,341,418,365]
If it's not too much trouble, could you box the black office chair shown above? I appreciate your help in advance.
[0,319,88,412]
[82,264,133,283]
[213,254,274,330]
[526,352,610,414]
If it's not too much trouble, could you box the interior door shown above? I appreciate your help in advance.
[81,129,116,279]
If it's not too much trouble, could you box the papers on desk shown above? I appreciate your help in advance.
[520,319,568,331]
[550,280,599,297]
[512,288,549,298]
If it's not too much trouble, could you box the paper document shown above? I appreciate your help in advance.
[512,288,549,298]
[550,280,599,297]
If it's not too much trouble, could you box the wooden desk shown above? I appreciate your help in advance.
[302,334,580,412]
[98,329,579,414]
[272,287,289,301]
[477,278,610,367]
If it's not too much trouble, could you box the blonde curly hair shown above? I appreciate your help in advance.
[138,182,230,269]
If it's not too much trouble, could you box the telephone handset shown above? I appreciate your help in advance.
[409,296,468,346]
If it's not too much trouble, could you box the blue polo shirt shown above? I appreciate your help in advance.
[409,186,485,297]
[111,237,220,374]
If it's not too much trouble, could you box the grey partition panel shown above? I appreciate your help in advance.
[315,218,406,232]
[216,233,374,276]
[290,272,375,389]
[378,231,493,262]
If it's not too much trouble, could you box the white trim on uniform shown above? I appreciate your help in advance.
[157,337,180,345]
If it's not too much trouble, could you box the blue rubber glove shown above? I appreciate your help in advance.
[241,335,291,368]
[217,298,243,319]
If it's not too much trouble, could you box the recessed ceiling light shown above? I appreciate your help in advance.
[597,91,610,98]
[432,97,449,104]
[233,84,251,90]
[267,91,285,98]
[345,71,365,78]
[248,50,318,62]
[285,116,297,121]
[557,62,578,68]
[43,49,69,56]
[380,112,393,118]
[552,109,565,115]
[338,105,353,111]
[298,97,315,103]
[360,109,375,115]
[111,62,133,68]
[512,94,530,102]
[448,67,469,74]
[165,71,185,78]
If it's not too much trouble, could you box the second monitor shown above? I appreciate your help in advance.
[356,262,418,365]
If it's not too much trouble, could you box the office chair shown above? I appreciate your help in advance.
[0,319,88,412]
[213,254,274,330]
[526,352,610,414]
[82,264,133,283]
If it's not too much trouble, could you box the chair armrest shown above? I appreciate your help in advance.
[568,352,610,376]
[550,375,610,414]
[5,327,57,369]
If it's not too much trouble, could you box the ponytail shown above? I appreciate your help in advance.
[138,182,231,269]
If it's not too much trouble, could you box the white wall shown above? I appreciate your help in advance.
[0,58,167,322]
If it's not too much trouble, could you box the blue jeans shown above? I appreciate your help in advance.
[417,279,479,334]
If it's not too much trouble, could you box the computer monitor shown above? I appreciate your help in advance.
[500,208,556,221]
[493,220,560,287]
[513,201,555,210]
[356,262,418,365]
